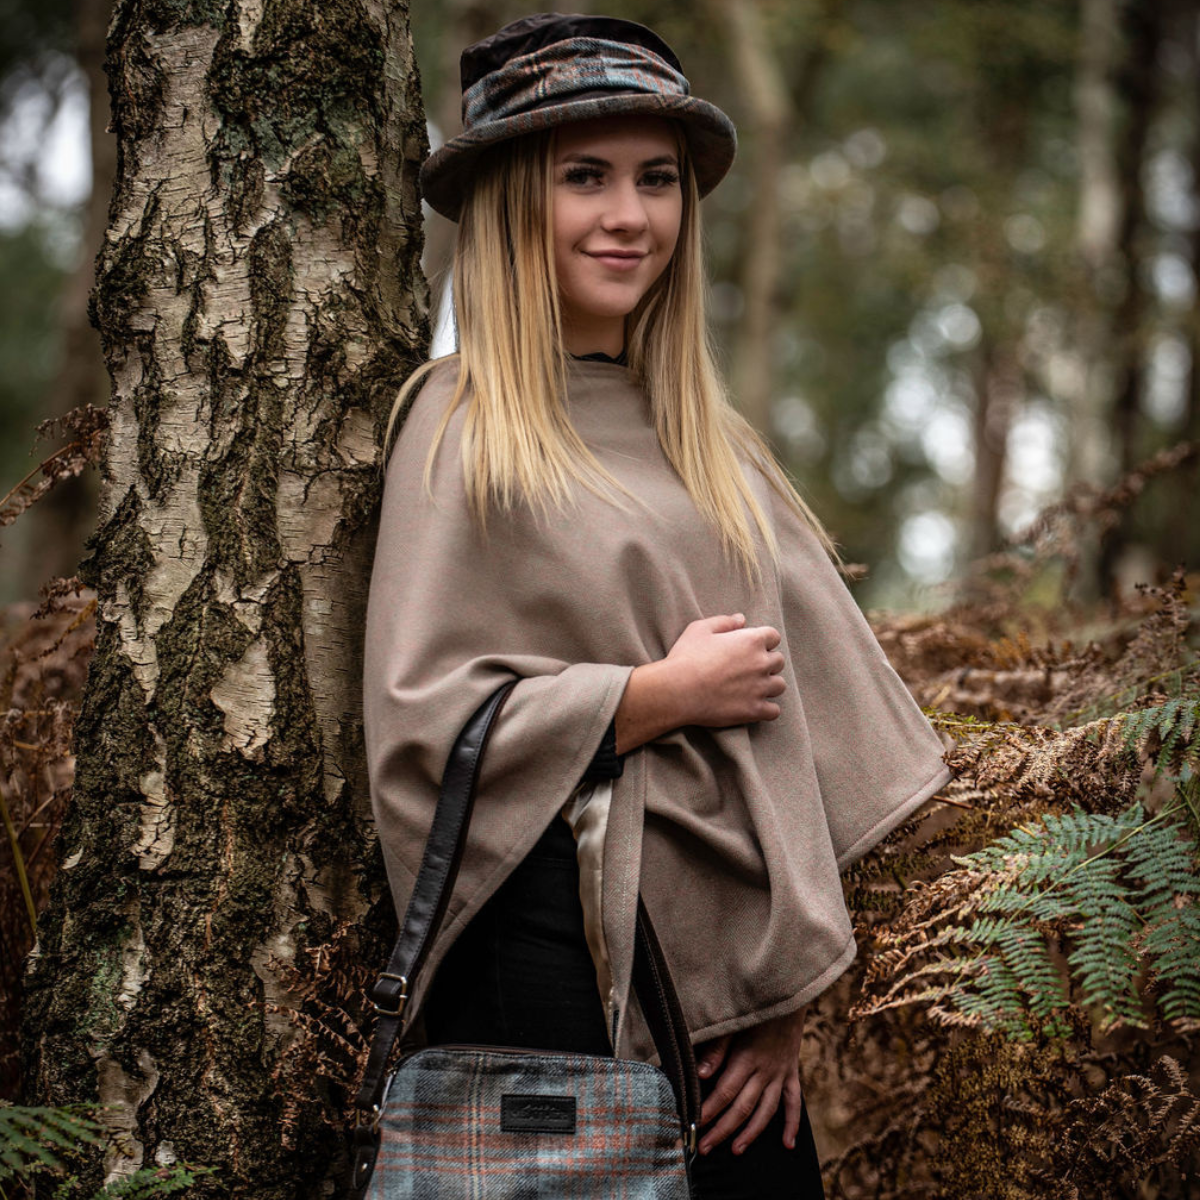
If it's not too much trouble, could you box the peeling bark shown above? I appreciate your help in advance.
[20,0,429,1195]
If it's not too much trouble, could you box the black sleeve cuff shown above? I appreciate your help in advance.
[579,717,624,783]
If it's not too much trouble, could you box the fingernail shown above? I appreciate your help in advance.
[698,1063,710,1076]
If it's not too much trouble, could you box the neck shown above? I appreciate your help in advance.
[561,315,626,358]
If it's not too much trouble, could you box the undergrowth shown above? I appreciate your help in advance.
[817,469,1200,1197]
[3,406,1198,1197]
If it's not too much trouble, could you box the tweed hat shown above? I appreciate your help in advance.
[420,12,737,221]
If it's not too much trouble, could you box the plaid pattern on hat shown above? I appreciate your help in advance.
[462,39,689,127]
[368,1047,692,1198]
[420,14,736,222]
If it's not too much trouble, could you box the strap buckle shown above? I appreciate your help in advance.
[371,972,409,1017]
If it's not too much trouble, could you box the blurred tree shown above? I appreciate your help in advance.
[1074,0,1122,485]
[1175,0,1200,567]
[756,0,1079,599]
[22,0,116,590]
[1097,0,1167,596]
[0,0,73,104]
[19,3,428,1199]
[702,0,794,443]
[0,0,113,596]
[0,226,67,495]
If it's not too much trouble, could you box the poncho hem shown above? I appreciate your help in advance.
[636,929,858,1068]
[835,758,953,872]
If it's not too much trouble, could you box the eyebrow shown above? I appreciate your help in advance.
[558,153,680,169]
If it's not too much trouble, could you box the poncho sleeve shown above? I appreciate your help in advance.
[614,438,955,1060]
[362,360,634,1015]
[764,471,953,869]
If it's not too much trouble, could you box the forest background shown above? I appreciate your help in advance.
[0,0,1198,1197]
[7,0,1200,606]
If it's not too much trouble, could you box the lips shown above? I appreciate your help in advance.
[586,250,648,271]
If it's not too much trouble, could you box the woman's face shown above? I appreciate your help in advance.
[551,115,684,355]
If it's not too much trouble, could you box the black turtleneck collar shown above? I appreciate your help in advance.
[570,348,629,367]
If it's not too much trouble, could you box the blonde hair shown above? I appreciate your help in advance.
[385,124,844,584]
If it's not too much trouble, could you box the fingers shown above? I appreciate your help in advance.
[699,1056,754,1129]
[730,1079,783,1156]
[699,1070,765,1155]
[782,1073,804,1151]
[700,612,745,632]
[728,622,781,650]
[696,1033,731,1080]
[697,1072,800,1156]
[758,667,785,720]
[680,616,786,726]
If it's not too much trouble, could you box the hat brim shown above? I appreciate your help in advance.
[420,93,737,221]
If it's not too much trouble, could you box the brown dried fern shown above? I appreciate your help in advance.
[0,405,107,534]
[0,578,94,1098]
[1043,1055,1200,1197]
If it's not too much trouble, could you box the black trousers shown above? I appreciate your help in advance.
[424,815,826,1200]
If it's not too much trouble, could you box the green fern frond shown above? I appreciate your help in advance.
[1115,696,1200,783]
[866,795,1200,1040]
[956,953,1035,1039]
[93,1164,216,1197]
[0,1105,214,1199]
[0,1104,105,1182]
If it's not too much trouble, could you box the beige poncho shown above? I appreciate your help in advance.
[363,355,952,1063]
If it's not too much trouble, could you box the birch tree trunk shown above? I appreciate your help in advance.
[20,0,429,1194]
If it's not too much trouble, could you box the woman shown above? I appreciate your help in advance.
[363,13,952,1198]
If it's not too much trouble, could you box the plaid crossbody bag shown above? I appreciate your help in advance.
[350,679,701,1198]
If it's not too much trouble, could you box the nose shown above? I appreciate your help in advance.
[600,176,650,234]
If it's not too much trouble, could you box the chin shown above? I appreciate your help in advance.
[575,293,648,322]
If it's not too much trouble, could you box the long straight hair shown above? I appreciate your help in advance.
[385,125,844,584]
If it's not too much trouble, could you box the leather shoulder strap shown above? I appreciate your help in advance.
[353,678,699,1140]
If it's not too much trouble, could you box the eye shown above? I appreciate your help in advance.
[562,166,604,186]
[641,169,680,189]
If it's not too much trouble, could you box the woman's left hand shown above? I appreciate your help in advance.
[694,1004,808,1156]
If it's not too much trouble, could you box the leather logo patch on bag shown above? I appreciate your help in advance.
[501,1093,577,1133]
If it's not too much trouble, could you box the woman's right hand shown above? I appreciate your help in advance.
[613,614,786,755]
[663,613,786,729]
